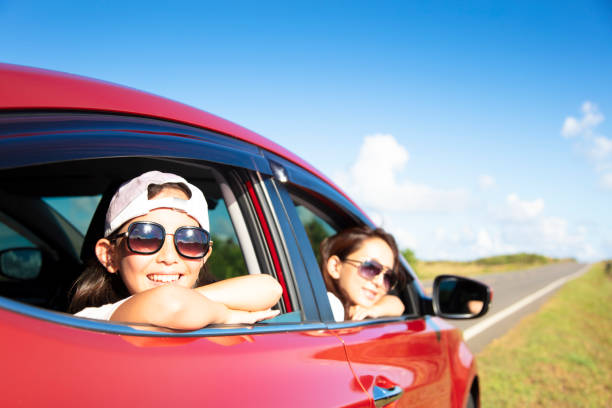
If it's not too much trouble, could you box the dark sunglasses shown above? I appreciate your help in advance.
[111,221,211,259]
[343,258,397,291]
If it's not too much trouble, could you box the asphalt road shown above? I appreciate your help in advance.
[440,262,589,353]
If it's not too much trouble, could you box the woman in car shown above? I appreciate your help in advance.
[69,170,282,330]
[320,226,405,321]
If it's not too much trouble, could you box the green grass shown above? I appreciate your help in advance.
[477,262,612,407]
[474,252,561,266]
[407,253,572,280]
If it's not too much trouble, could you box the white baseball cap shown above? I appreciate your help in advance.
[104,171,209,237]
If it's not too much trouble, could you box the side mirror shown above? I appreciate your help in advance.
[0,248,42,280]
[432,275,491,319]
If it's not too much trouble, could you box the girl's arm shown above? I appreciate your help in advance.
[109,284,279,330]
[195,274,283,311]
[349,294,405,321]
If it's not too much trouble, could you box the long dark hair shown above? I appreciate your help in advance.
[68,182,216,313]
[319,226,402,318]
[68,260,130,313]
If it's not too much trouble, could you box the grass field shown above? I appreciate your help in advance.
[408,253,573,280]
[476,262,612,407]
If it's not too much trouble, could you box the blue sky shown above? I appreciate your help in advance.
[2,1,611,261]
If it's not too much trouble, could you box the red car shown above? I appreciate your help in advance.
[0,63,491,407]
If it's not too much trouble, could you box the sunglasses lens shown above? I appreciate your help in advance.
[358,261,383,280]
[358,260,396,291]
[124,223,210,259]
[175,227,210,258]
[383,273,397,291]
[128,223,164,254]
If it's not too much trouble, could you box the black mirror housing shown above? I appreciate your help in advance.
[432,275,492,319]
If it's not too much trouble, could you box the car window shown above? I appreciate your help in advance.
[0,159,259,316]
[39,185,249,282]
[0,112,300,330]
[0,210,68,306]
[199,193,248,281]
[0,221,36,252]
[43,196,102,235]
[42,196,101,257]
[287,187,416,318]
[0,220,41,281]
[294,205,337,267]
[43,191,249,282]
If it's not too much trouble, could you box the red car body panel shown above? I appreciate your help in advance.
[0,308,374,407]
[333,319,462,407]
[445,325,478,408]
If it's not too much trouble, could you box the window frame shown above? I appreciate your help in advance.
[262,152,422,322]
[0,111,325,334]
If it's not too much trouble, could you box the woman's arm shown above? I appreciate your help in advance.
[349,294,405,320]
[195,274,283,311]
[110,284,279,330]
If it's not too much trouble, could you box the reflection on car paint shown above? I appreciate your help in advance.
[119,334,256,348]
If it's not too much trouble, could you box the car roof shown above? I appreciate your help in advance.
[0,63,358,207]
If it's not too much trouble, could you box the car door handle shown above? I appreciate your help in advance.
[372,385,403,407]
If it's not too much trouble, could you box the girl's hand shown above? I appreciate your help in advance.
[348,294,405,320]
[224,308,280,324]
[348,305,378,320]
[197,275,282,311]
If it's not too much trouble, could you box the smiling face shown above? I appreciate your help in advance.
[327,237,394,308]
[95,187,209,295]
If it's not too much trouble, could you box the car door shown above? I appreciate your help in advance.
[327,319,453,408]
[0,112,373,407]
[263,154,455,407]
[1,306,372,407]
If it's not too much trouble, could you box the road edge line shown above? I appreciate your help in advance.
[463,264,591,341]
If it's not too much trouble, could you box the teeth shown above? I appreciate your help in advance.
[149,274,180,283]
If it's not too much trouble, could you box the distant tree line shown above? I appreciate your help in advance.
[400,250,573,268]
[474,253,552,266]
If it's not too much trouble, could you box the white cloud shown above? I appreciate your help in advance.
[434,226,475,245]
[427,225,516,260]
[331,132,606,263]
[476,229,493,250]
[601,173,612,190]
[538,217,567,241]
[478,174,496,190]
[561,101,604,138]
[391,228,418,250]
[505,193,544,221]
[472,228,517,257]
[394,187,601,261]
[502,217,598,260]
[561,101,610,189]
[591,136,612,160]
[422,215,598,261]
[581,101,605,128]
[561,116,581,138]
[336,133,470,213]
